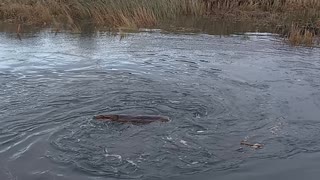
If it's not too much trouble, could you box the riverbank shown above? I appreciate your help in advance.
[0,0,319,46]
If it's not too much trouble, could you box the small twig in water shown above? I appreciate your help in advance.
[16,24,21,41]
[3,167,18,180]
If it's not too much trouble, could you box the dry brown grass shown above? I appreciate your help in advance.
[287,24,315,46]
[0,0,206,28]
[0,0,320,45]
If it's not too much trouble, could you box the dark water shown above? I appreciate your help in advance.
[1,30,320,180]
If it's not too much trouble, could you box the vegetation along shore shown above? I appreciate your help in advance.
[0,0,319,46]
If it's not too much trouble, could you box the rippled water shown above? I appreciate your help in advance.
[1,30,320,180]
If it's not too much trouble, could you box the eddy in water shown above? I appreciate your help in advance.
[94,114,170,124]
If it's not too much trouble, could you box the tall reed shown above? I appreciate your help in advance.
[0,0,320,45]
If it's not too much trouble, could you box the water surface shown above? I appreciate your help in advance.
[1,30,320,180]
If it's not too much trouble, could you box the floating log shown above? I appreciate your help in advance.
[240,140,263,149]
[94,114,170,124]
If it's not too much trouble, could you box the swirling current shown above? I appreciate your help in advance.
[1,30,320,180]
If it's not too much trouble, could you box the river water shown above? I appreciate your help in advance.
[0,30,320,180]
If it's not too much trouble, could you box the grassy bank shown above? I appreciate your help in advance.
[0,0,320,45]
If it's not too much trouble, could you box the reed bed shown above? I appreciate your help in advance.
[0,0,320,45]
[287,25,314,46]
[0,0,206,28]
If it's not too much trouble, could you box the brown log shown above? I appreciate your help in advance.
[94,114,170,124]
